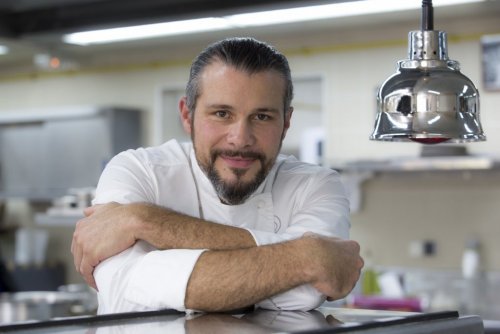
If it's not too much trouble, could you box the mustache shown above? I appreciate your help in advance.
[212,149,265,161]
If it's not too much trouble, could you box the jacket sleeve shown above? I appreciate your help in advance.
[92,147,206,314]
[94,241,205,314]
[255,284,326,311]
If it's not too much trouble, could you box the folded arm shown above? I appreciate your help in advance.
[95,234,363,313]
[72,168,349,290]
[185,234,363,311]
[72,202,256,289]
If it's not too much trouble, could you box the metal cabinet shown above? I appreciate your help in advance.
[0,106,141,200]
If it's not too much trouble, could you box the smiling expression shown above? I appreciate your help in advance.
[180,61,293,204]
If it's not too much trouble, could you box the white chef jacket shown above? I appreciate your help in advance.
[93,139,350,314]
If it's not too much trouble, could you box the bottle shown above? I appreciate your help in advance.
[461,238,487,315]
[462,239,480,280]
[361,250,380,295]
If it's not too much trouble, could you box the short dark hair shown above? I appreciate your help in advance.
[185,37,293,113]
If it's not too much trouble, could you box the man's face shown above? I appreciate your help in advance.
[180,61,292,205]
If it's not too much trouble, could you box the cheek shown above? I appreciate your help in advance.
[194,121,225,148]
[258,128,284,150]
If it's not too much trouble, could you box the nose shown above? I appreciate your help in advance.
[227,120,255,148]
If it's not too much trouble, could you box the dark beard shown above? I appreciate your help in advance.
[202,150,271,205]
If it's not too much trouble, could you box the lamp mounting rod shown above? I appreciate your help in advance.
[421,0,434,31]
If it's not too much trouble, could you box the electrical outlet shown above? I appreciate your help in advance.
[423,240,436,256]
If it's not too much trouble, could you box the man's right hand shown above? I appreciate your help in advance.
[301,234,364,301]
[71,202,137,289]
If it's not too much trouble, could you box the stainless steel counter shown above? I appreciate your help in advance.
[0,307,483,334]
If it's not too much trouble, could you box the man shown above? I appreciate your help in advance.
[72,37,363,314]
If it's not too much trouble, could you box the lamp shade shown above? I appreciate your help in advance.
[370,30,485,144]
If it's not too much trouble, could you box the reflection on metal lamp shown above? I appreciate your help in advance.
[370,0,485,144]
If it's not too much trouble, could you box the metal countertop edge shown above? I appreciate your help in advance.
[0,308,183,332]
[292,310,462,334]
[0,309,473,333]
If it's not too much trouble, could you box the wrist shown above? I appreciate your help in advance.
[124,203,149,242]
[126,203,174,248]
[289,237,318,285]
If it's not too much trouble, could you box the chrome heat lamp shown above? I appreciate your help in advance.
[370,0,485,144]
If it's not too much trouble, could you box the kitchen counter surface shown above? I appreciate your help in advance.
[0,307,483,334]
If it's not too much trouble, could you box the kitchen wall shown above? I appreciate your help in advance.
[0,11,500,284]
[352,171,500,270]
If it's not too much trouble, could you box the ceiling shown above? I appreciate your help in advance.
[0,0,338,74]
[0,0,339,37]
[0,0,499,75]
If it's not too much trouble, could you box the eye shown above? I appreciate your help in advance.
[215,110,229,118]
[255,113,271,121]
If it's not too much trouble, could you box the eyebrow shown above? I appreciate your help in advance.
[206,104,280,113]
[206,104,234,110]
[254,107,280,113]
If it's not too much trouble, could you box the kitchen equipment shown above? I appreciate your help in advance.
[0,106,141,200]
[370,0,485,143]
[0,285,97,324]
[14,228,48,266]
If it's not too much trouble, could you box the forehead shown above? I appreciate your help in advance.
[201,60,283,81]
[197,61,286,100]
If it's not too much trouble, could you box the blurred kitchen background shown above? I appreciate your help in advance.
[1,0,500,323]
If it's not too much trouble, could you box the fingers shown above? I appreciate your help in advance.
[71,221,83,273]
[73,233,98,289]
[83,206,96,217]
[72,218,98,289]
[83,204,106,217]
[350,240,364,275]
[311,237,364,301]
[72,238,83,274]
[80,258,98,290]
[72,202,125,290]
[349,239,361,253]
[358,256,365,272]
[83,202,118,217]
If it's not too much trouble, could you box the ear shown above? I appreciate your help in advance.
[282,107,293,139]
[179,96,193,135]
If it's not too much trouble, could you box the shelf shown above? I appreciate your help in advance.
[336,156,500,173]
[335,155,500,213]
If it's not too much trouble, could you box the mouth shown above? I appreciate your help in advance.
[212,149,264,171]
[220,154,257,169]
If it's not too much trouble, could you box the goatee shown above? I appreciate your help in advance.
[201,150,271,205]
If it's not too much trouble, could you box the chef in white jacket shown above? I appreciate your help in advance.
[71,37,363,314]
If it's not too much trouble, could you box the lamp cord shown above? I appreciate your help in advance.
[421,0,434,31]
